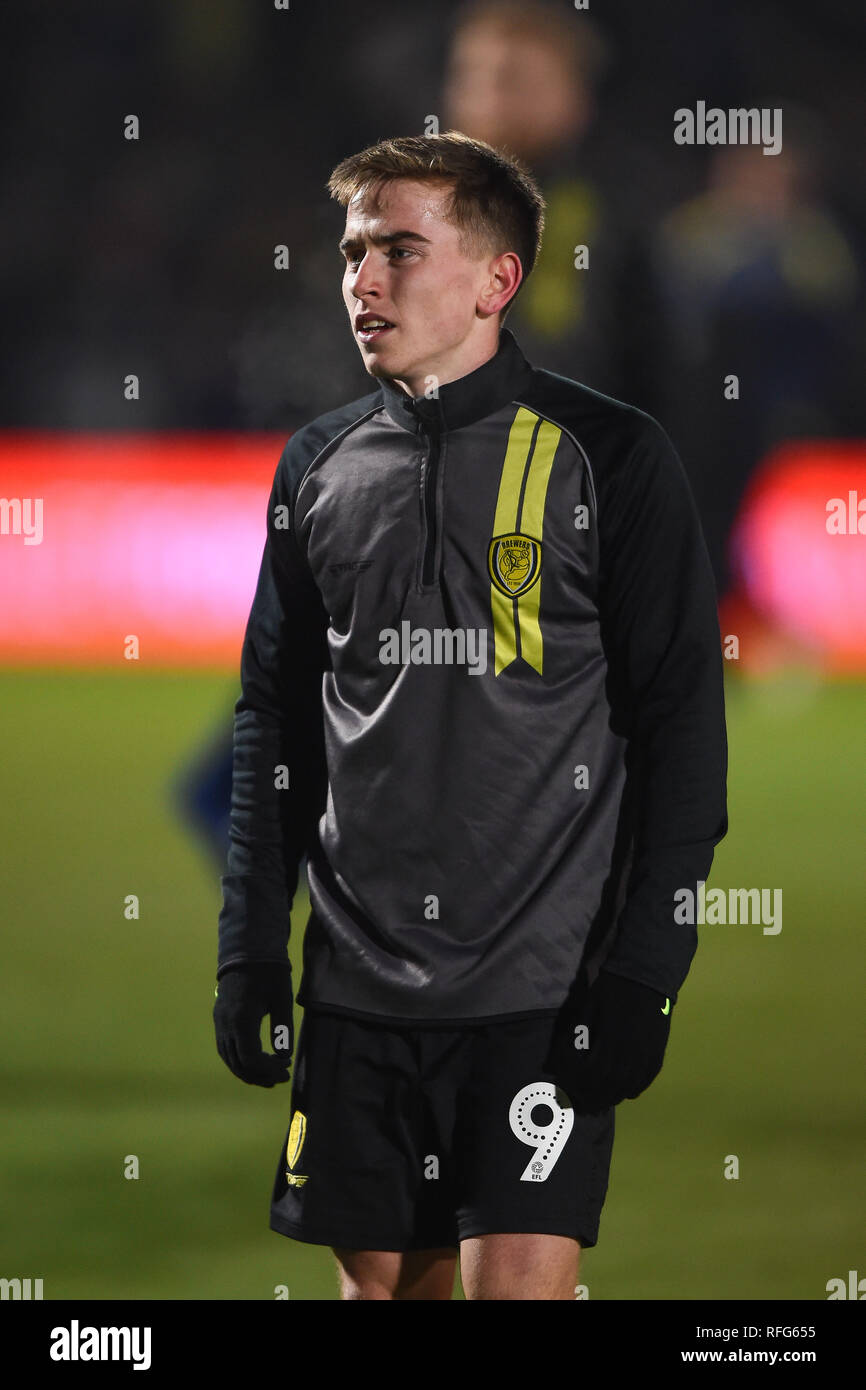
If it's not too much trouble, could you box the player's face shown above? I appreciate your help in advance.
[443,26,589,160]
[339,178,510,396]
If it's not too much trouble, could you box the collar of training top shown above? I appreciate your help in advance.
[377,327,535,435]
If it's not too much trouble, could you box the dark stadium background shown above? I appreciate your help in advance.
[0,0,864,1301]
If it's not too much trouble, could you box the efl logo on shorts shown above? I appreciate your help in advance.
[488,533,541,599]
[285,1110,308,1188]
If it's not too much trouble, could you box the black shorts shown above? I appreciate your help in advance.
[269,1008,616,1252]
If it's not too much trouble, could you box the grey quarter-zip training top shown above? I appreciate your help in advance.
[217,327,728,1023]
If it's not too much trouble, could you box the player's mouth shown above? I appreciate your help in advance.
[355,314,396,344]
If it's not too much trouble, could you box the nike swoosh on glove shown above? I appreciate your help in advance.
[545,969,672,1113]
[214,962,294,1087]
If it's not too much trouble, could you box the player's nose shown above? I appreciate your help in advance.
[350,251,383,299]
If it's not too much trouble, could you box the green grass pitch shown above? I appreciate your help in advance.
[0,669,862,1300]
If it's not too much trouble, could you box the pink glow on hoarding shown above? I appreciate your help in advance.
[732,443,866,666]
[0,433,286,666]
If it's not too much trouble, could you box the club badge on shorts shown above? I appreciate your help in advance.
[285,1110,309,1188]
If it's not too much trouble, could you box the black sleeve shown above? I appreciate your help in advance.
[216,441,329,976]
[596,417,728,1001]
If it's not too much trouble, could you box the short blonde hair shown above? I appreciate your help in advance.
[328,130,546,316]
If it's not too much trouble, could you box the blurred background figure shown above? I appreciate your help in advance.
[442,0,665,415]
[653,108,863,594]
[173,718,235,867]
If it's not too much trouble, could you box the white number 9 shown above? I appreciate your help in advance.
[508,1082,574,1182]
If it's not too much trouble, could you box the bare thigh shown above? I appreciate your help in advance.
[460,1232,581,1300]
[334,1247,458,1301]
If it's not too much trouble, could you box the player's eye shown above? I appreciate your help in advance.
[343,246,414,268]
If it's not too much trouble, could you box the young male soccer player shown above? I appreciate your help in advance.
[214,133,728,1300]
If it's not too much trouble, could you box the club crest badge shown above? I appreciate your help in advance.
[285,1110,308,1187]
[488,532,542,598]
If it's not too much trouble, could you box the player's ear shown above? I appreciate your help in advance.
[479,250,521,320]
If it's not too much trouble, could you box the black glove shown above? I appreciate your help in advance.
[545,968,672,1113]
[214,962,294,1087]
